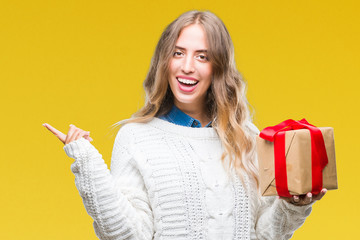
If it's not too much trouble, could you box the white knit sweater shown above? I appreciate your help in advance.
[64,117,313,240]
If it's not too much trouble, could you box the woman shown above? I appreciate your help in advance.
[43,10,326,239]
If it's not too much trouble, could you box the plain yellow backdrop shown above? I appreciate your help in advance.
[1,0,359,239]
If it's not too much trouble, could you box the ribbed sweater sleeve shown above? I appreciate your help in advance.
[252,193,313,239]
[63,126,154,240]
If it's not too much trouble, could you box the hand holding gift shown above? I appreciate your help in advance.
[279,188,327,206]
[256,119,338,205]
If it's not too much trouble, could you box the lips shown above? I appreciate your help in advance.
[177,77,198,85]
[176,77,199,92]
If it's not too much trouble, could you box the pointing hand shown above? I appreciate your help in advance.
[43,123,93,145]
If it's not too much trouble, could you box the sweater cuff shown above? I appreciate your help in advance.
[278,198,314,217]
[63,138,93,159]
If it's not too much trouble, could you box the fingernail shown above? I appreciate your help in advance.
[307,193,312,197]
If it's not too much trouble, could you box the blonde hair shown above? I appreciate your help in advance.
[113,10,259,188]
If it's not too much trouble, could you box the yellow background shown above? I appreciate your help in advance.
[1,0,359,239]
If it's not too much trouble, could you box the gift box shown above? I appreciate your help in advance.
[256,119,338,197]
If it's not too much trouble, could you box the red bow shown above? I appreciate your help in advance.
[259,119,328,197]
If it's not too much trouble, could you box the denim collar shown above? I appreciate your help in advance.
[159,105,212,128]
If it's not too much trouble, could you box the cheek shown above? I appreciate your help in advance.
[200,64,213,82]
[169,59,179,75]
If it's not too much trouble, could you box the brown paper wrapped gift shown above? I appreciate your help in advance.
[256,127,338,196]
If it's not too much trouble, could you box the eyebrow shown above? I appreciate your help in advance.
[175,45,208,53]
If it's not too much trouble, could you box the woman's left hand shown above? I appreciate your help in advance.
[279,188,327,206]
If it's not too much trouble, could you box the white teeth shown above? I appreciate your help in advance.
[177,78,198,84]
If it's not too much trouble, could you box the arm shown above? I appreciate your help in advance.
[64,126,154,240]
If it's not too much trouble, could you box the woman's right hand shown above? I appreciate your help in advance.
[43,123,93,145]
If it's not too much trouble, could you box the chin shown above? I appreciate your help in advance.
[173,93,200,106]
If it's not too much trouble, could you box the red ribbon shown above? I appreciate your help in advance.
[259,119,328,197]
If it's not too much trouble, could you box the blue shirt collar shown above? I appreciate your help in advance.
[159,105,212,128]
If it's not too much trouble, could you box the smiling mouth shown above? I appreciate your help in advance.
[177,77,199,86]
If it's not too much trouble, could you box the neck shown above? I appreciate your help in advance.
[174,101,210,127]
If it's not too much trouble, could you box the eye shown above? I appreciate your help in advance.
[196,54,209,61]
[173,51,184,57]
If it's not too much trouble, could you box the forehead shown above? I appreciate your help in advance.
[175,24,208,50]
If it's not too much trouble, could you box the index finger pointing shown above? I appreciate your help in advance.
[43,123,66,143]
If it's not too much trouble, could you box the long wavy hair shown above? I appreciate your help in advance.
[113,10,259,188]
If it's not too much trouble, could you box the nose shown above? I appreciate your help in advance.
[181,55,195,73]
